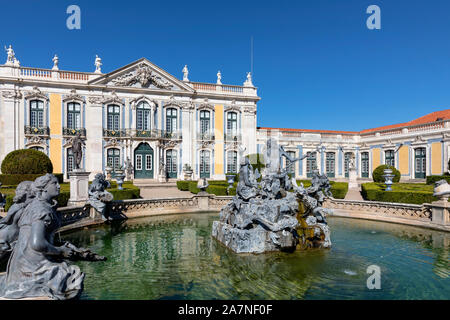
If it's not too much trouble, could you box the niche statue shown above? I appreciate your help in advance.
[0,174,105,300]
[88,173,114,221]
[212,139,333,253]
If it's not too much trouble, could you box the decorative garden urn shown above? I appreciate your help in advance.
[114,169,126,190]
[433,180,450,202]
[382,168,394,191]
[225,174,236,195]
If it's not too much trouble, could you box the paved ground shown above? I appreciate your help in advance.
[133,181,193,199]
[344,185,364,201]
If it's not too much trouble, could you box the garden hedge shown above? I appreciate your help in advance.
[295,180,348,199]
[0,173,64,186]
[426,175,450,185]
[372,165,401,183]
[1,149,53,174]
[361,183,436,205]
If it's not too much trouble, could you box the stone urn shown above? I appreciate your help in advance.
[183,164,193,180]
[225,174,236,195]
[197,178,209,195]
[433,180,450,202]
[382,168,394,191]
[114,169,126,190]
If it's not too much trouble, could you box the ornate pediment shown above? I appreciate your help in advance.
[88,58,194,92]
[63,89,85,103]
[25,86,48,101]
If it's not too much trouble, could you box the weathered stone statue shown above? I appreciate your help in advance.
[0,174,105,300]
[0,181,34,261]
[123,157,134,181]
[87,173,113,220]
[212,139,333,253]
[71,133,85,170]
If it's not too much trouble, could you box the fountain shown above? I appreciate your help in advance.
[212,139,333,253]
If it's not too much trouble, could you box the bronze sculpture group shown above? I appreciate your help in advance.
[212,139,333,253]
[0,174,105,300]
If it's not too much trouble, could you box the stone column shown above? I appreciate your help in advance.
[86,99,104,180]
[429,201,450,227]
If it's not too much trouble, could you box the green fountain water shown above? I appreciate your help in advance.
[61,213,449,300]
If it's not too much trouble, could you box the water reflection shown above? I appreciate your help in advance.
[62,214,449,300]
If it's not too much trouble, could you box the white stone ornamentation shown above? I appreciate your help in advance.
[52,55,59,70]
[94,55,102,73]
[182,65,189,82]
[216,70,222,85]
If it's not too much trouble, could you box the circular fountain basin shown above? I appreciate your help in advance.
[62,213,449,300]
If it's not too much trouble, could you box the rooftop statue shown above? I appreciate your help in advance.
[88,173,113,221]
[212,139,333,253]
[0,174,105,300]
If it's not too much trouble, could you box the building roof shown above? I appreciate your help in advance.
[258,109,450,135]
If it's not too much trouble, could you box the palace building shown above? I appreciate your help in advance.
[258,110,450,181]
[0,47,259,181]
[0,46,448,182]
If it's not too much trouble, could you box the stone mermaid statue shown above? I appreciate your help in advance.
[88,173,113,220]
[0,174,105,300]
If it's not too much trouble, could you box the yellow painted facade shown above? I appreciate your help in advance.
[398,145,409,174]
[372,148,381,169]
[431,142,442,175]
[49,94,62,173]
[214,104,224,175]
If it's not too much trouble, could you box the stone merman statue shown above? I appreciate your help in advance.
[71,133,85,170]
[237,157,258,201]
[0,174,105,300]
[88,173,113,220]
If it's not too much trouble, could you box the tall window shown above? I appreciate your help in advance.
[286,151,296,176]
[166,149,177,178]
[326,152,335,177]
[166,108,177,133]
[227,151,238,173]
[361,152,369,178]
[385,150,395,167]
[137,101,151,131]
[30,146,44,152]
[200,110,210,135]
[67,148,74,178]
[306,151,317,177]
[415,148,426,179]
[30,100,44,127]
[67,102,81,129]
[344,152,353,177]
[200,150,211,178]
[107,105,120,130]
[107,148,121,171]
[227,112,238,137]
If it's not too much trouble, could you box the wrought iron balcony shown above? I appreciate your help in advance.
[224,133,242,142]
[24,125,50,136]
[197,132,215,141]
[103,128,128,138]
[63,127,86,137]
[160,130,182,140]
[134,129,160,139]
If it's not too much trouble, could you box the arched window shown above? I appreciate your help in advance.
[107,148,121,172]
[306,151,317,177]
[227,112,238,137]
[200,110,210,136]
[30,100,44,127]
[166,108,177,133]
[137,101,151,131]
[166,149,177,178]
[286,151,296,176]
[30,146,44,153]
[200,150,211,178]
[361,152,369,178]
[107,105,120,130]
[227,151,238,174]
[326,152,335,178]
[67,102,81,129]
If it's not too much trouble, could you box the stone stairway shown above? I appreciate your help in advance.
[344,184,364,201]
[132,180,193,199]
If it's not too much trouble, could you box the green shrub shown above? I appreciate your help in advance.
[4,195,13,212]
[246,153,265,173]
[295,180,348,199]
[1,149,53,174]
[361,183,436,204]
[372,165,401,183]
[426,175,450,185]
[0,173,63,186]
[176,180,189,191]
[57,192,70,207]
[205,185,228,196]
[109,188,140,200]
[188,181,200,194]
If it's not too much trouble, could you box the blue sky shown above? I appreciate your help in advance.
[1,0,450,131]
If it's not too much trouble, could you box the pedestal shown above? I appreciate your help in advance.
[348,168,358,189]
[430,200,450,226]
[68,170,91,206]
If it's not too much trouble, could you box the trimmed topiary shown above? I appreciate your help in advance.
[372,165,400,183]
[1,149,53,174]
